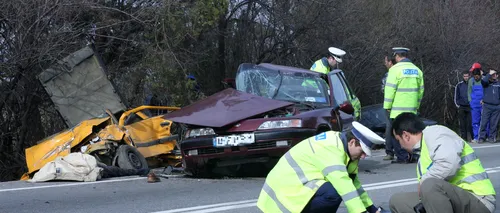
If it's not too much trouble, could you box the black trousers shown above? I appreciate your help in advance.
[458,106,473,141]
[99,165,149,179]
[479,103,500,141]
[385,113,409,160]
[302,183,342,213]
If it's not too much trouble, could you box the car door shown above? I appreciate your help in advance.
[329,72,350,107]
[122,109,177,158]
[328,72,355,131]
[338,71,361,120]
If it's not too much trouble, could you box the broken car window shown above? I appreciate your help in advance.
[235,67,330,106]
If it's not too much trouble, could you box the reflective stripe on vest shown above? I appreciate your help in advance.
[257,131,369,213]
[305,59,329,87]
[285,152,323,190]
[417,136,496,196]
[262,183,291,213]
[383,62,424,118]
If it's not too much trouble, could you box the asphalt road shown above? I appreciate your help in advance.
[1,143,500,213]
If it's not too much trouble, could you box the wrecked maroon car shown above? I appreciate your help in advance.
[164,63,357,177]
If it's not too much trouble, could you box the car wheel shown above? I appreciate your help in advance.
[116,145,149,170]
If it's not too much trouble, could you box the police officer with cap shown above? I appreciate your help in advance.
[257,121,390,213]
[383,47,424,163]
[310,47,346,74]
[309,47,362,120]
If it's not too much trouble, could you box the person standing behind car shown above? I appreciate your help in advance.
[309,47,362,120]
[454,70,473,141]
[383,47,424,164]
[478,69,500,143]
[382,53,398,161]
[381,54,397,93]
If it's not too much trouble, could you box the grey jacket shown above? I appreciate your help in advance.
[420,125,496,212]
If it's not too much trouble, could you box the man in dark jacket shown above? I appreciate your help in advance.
[454,70,473,141]
[382,54,397,160]
[479,69,500,143]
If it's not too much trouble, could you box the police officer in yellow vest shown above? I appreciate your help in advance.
[383,47,424,117]
[389,112,496,213]
[310,47,345,74]
[383,47,424,164]
[309,47,362,120]
[257,121,389,213]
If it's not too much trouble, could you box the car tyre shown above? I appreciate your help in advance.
[116,145,149,170]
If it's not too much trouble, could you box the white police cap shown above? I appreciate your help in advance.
[350,121,385,156]
[392,47,410,55]
[328,47,346,63]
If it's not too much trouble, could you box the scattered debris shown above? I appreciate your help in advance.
[147,173,160,183]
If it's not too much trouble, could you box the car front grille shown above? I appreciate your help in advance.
[247,141,283,150]
[192,141,289,156]
[197,147,224,155]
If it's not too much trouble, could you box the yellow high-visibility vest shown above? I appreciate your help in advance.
[383,61,424,118]
[257,131,374,213]
[417,135,496,196]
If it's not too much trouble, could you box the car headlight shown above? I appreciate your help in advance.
[185,128,216,138]
[258,119,302,130]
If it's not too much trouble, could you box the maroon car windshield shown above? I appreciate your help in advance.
[235,66,331,106]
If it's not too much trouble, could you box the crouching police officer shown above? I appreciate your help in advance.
[257,121,388,213]
[389,112,496,213]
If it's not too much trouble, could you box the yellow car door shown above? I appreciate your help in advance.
[120,107,179,158]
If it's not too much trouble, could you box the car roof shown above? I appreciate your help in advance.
[258,63,322,75]
[238,63,344,76]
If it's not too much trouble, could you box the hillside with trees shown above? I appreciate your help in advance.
[1,0,499,181]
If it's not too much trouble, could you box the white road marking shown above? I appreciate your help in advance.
[0,177,144,193]
[364,167,500,190]
[362,177,417,187]
[155,166,500,213]
[472,144,500,149]
[189,203,257,213]
[150,199,258,213]
[369,144,500,158]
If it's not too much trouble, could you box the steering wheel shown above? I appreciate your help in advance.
[289,91,306,101]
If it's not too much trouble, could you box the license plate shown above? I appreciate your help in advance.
[213,133,255,147]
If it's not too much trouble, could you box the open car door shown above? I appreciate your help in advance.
[119,106,180,158]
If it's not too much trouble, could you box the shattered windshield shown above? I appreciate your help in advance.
[235,67,330,106]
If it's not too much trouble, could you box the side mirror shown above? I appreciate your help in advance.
[339,101,354,115]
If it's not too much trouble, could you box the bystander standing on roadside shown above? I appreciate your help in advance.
[468,65,489,143]
[454,70,473,141]
[478,68,500,143]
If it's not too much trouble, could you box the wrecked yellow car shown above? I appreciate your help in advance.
[21,46,181,180]
[22,106,181,180]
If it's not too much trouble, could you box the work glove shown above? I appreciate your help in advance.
[414,202,426,213]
